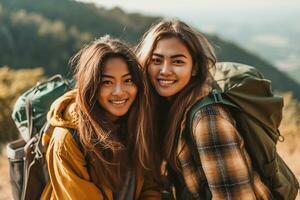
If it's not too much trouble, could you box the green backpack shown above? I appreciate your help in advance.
[7,75,74,200]
[187,62,299,199]
[11,75,74,142]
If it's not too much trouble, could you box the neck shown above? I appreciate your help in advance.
[105,112,119,123]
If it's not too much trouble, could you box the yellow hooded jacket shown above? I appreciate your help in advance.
[41,90,161,200]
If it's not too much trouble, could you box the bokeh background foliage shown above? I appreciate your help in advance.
[0,0,299,199]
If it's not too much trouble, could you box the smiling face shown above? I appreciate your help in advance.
[98,57,137,121]
[147,37,194,99]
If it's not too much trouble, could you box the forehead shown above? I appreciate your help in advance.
[102,57,129,76]
[153,37,190,57]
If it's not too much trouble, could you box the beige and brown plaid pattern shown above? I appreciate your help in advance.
[177,104,272,200]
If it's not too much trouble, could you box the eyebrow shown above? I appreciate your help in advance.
[152,53,187,59]
[101,73,131,78]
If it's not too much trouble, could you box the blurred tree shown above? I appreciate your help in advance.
[0,67,44,144]
[0,7,91,76]
[0,0,299,98]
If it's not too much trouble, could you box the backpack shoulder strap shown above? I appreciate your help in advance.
[188,90,239,132]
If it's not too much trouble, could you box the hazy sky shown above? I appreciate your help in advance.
[78,0,300,30]
[78,0,300,70]
[79,0,300,11]
[79,0,300,17]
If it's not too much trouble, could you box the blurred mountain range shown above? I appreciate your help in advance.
[81,0,300,84]
[192,14,300,84]
[0,0,299,98]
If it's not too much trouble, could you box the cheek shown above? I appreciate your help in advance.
[147,65,158,80]
[147,66,158,87]
[130,86,138,100]
[177,65,193,80]
[98,87,109,103]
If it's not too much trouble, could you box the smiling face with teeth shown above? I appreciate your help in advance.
[147,36,194,99]
[98,57,137,121]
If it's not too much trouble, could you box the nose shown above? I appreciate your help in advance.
[112,83,125,96]
[160,60,173,76]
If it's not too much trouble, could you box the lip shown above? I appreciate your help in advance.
[109,99,129,106]
[157,79,177,87]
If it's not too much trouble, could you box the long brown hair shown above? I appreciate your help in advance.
[136,20,217,171]
[71,35,155,189]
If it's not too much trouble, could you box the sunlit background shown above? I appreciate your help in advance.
[81,0,300,75]
[0,0,299,199]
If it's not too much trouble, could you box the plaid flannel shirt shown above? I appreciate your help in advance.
[177,104,272,200]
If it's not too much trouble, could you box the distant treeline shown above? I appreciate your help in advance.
[0,0,299,98]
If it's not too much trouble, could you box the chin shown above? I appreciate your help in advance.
[115,113,127,117]
[156,90,176,98]
[112,110,129,117]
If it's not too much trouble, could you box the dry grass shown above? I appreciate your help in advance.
[277,136,300,200]
[0,147,12,200]
[277,92,300,199]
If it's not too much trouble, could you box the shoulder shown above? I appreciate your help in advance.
[190,104,241,145]
[193,103,235,124]
[194,103,233,120]
[191,104,236,134]
[48,127,83,159]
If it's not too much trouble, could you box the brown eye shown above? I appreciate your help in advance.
[125,78,133,84]
[173,60,185,65]
[101,80,112,86]
[151,58,161,65]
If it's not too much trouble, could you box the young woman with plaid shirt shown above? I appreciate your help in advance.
[136,20,273,199]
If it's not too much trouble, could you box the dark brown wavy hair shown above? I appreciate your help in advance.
[136,20,217,171]
[70,35,156,190]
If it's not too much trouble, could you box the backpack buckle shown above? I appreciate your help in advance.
[212,90,223,103]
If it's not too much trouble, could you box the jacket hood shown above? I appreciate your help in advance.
[47,89,78,129]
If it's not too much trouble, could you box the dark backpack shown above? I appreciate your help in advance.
[7,75,74,200]
[186,62,299,199]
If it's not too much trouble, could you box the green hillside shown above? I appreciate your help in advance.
[0,0,299,99]
[287,68,300,85]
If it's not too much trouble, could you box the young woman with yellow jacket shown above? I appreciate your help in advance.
[41,36,161,200]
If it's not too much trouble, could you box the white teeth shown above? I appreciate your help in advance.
[158,80,176,85]
[110,100,126,104]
